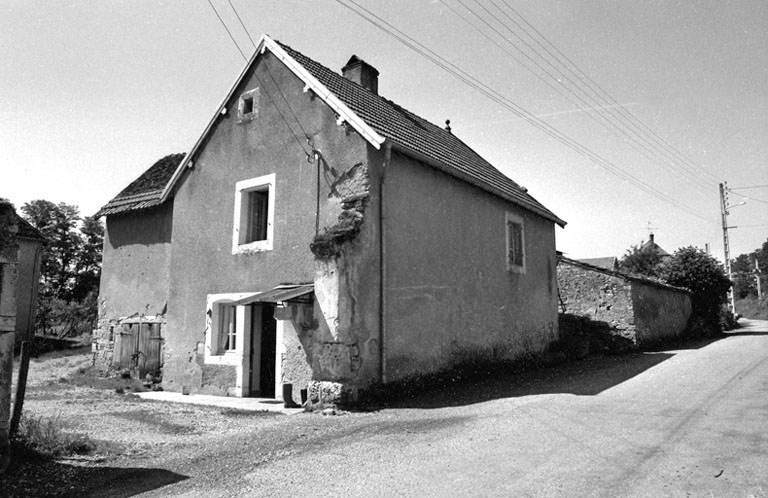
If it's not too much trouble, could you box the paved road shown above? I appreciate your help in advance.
[139,320,768,498]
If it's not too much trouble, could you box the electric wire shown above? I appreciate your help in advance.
[729,191,768,206]
[207,0,312,158]
[730,184,768,190]
[495,0,721,186]
[451,0,715,193]
[226,0,314,150]
[335,0,717,224]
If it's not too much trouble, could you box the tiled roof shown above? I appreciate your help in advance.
[16,216,46,242]
[279,42,565,227]
[577,257,618,271]
[97,153,185,217]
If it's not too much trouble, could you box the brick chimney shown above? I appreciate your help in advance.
[342,55,379,94]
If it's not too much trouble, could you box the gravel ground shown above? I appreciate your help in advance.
[6,327,759,498]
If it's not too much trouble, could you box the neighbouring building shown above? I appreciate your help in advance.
[0,200,44,471]
[94,35,566,404]
[557,255,691,346]
[577,257,618,271]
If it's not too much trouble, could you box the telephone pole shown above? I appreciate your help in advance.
[755,258,762,299]
[719,182,736,314]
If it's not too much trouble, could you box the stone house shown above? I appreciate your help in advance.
[557,256,691,346]
[94,35,565,404]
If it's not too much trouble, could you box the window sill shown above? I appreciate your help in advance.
[232,239,273,255]
[204,351,241,366]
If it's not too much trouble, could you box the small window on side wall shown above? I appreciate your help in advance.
[506,212,526,273]
[232,173,275,254]
[237,88,260,123]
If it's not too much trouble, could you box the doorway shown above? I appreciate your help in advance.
[249,304,276,397]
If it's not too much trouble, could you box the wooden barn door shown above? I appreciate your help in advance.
[115,322,163,377]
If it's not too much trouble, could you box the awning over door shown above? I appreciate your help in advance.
[232,284,314,306]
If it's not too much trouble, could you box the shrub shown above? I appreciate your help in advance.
[13,413,95,458]
[660,247,732,336]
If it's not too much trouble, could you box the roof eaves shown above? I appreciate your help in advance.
[264,37,385,149]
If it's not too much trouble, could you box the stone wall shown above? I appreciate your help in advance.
[557,257,691,347]
[557,259,636,341]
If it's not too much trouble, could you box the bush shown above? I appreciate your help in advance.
[13,413,95,458]
[660,247,732,336]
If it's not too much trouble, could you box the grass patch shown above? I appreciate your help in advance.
[12,412,96,458]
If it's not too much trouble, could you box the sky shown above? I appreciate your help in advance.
[2,0,766,261]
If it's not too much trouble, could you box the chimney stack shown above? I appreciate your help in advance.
[342,55,379,94]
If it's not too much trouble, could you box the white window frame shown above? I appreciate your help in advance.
[506,212,526,274]
[204,292,257,366]
[237,87,260,123]
[232,173,275,254]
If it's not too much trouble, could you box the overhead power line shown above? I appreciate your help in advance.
[206,0,313,159]
[445,0,716,194]
[334,0,718,224]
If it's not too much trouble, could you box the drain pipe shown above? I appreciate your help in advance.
[379,141,392,384]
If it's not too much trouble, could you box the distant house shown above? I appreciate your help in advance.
[638,233,671,260]
[94,35,565,404]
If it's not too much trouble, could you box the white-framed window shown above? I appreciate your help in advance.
[506,212,526,273]
[237,88,260,123]
[218,304,237,353]
[232,173,275,254]
[204,293,257,365]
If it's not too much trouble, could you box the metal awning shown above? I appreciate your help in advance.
[232,284,314,306]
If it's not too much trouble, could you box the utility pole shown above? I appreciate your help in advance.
[755,257,762,299]
[719,182,736,314]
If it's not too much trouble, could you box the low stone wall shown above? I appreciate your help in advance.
[557,257,691,347]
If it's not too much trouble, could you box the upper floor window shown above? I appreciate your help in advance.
[237,88,260,123]
[506,212,526,273]
[232,173,275,254]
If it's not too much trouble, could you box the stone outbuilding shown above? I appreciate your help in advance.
[557,255,691,346]
[94,35,566,404]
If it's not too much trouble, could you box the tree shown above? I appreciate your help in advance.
[660,246,732,335]
[730,238,768,299]
[21,200,82,301]
[619,244,664,278]
[71,215,104,302]
[19,200,103,336]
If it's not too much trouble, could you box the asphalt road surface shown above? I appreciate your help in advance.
[139,320,768,498]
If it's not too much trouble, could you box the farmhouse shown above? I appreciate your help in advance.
[94,35,565,404]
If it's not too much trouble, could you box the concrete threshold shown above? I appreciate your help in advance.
[134,391,304,415]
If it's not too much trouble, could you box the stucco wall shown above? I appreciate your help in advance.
[631,283,691,345]
[99,202,173,318]
[162,51,373,393]
[381,151,559,381]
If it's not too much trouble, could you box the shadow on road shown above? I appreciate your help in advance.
[1,454,188,498]
[374,352,675,410]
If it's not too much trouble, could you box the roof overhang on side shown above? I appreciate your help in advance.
[388,141,567,227]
